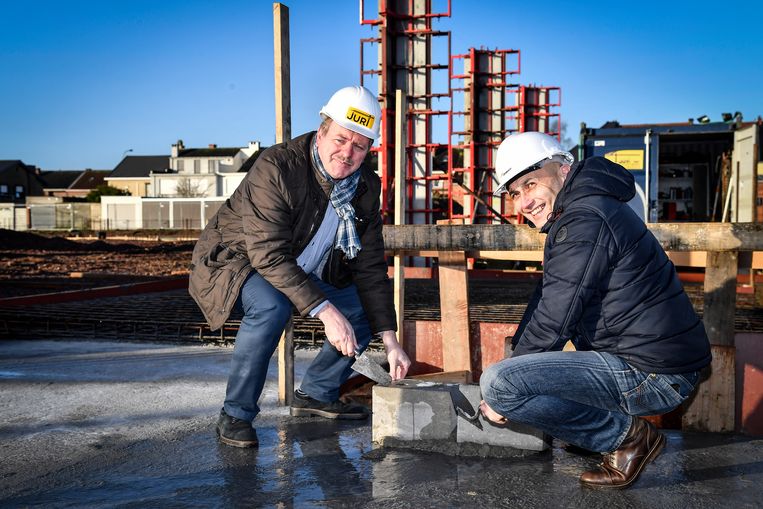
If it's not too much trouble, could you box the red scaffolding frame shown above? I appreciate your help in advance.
[449,48,521,223]
[358,1,561,226]
[359,0,451,225]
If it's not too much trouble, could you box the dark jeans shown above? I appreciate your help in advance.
[480,350,700,452]
[223,272,372,422]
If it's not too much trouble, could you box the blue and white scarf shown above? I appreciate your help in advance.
[311,139,361,259]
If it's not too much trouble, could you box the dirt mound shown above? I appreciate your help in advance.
[0,229,85,251]
[0,229,194,253]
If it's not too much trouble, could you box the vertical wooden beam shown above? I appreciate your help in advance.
[273,2,291,143]
[704,251,738,346]
[274,2,293,406]
[682,345,735,432]
[394,89,406,348]
[683,250,738,431]
[437,219,472,378]
[277,317,294,407]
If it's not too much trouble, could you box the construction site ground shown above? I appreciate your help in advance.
[2,339,762,508]
[2,230,763,345]
[2,230,763,506]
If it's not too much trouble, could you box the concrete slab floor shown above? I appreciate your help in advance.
[1,339,762,508]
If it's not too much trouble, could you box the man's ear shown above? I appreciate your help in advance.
[560,163,571,179]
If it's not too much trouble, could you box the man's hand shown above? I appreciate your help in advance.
[380,330,411,381]
[316,303,358,357]
[479,400,508,425]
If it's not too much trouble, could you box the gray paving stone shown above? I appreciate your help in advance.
[372,380,457,442]
[455,383,549,451]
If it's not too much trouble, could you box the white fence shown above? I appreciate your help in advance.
[1,203,98,231]
[101,197,225,230]
[0,198,225,231]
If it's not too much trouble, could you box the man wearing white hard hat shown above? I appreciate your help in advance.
[190,86,410,448]
[479,131,711,488]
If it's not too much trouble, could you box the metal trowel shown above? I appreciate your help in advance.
[351,351,392,385]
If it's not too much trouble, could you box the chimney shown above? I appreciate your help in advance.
[171,139,185,158]
[208,144,217,149]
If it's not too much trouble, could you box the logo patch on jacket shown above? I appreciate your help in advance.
[555,226,568,242]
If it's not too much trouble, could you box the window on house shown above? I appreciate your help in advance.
[194,160,201,174]
[177,160,185,172]
[0,184,8,196]
[15,185,25,200]
[208,160,218,173]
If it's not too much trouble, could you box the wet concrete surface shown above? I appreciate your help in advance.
[1,339,762,508]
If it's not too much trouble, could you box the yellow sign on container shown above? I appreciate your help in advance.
[604,149,644,170]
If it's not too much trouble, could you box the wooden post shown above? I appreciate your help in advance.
[394,89,406,348]
[273,3,291,143]
[274,2,293,406]
[683,250,738,432]
[703,251,738,346]
[437,219,472,378]
[277,317,295,406]
[682,344,735,432]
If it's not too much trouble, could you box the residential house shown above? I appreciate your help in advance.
[99,140,265,230]
[150,140,263,198]
[105,155,170,197]
[40,169,110,199]
[0,160,45,203]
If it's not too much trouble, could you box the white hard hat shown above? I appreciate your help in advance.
[319,86,381,141]
[493,131,574,196]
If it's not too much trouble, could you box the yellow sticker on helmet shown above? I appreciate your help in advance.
[345,107,375,129]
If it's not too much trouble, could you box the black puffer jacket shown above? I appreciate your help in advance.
[512,157,711,374]
[189,132,395,333]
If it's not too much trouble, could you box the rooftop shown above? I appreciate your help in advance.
[109,155,170,179]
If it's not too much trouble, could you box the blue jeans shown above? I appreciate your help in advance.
[223,272,372,422]
[479,351,700,452]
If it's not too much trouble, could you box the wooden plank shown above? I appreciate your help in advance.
[277,318,294,406]
[470,250,543,262]
[649,223,763,251]
[393,89,406,348]
[682,345,735,432]
[384,224,545,251]
[436,222,471,377]
[273,2,291,143]
[704,251,738,346]
[382,223,763,252]
[410,370,471,383]
[274,3,292,406]
[389,248,763,268]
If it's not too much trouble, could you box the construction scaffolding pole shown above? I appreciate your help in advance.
[360,0,451,229]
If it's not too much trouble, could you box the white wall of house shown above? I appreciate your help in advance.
[221,174,246,196]
[100,195,225,229]
[101,196,143,229]
[172,155,248,176]
[151,174,216,197]
[158,142,260,197]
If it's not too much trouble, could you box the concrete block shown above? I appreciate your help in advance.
[373,381,548,453]
[455,384,549,451]
[372,380,457,443]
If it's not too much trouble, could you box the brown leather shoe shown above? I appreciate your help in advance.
[580,417,665,489]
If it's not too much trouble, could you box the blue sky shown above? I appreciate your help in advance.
[1,0,761,170]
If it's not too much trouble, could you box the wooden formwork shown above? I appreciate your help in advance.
[377,222,763,433]
[278,223,762,433]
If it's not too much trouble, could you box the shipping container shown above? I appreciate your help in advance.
[578,121,760,223]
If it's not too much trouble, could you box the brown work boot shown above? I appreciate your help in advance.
[579,417,665,489]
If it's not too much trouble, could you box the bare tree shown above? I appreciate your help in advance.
[175,177,209,198]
